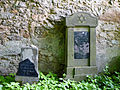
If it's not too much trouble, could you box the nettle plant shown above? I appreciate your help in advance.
[0,66,120,90]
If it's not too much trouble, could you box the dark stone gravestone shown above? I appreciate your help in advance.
[15,45,39,84]
[65,12,98,81]
[74,31,90,59]
[16,58,38,77]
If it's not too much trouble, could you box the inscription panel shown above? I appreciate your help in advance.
[16,59,38,77]
[74,31,90,59]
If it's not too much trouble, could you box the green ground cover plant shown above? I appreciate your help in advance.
[0,66,120,90]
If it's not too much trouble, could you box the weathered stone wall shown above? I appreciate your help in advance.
[0,0,120,75]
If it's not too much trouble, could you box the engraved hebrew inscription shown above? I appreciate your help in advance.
[16,58,38,77]
[74,31,90,59]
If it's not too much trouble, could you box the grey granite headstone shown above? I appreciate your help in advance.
[15,45,39,84]
[65,12,98,81]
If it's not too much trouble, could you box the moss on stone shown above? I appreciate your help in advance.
[108,56,120,73]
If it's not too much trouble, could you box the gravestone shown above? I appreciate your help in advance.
[65,12,98,81]
[15,45,39,84]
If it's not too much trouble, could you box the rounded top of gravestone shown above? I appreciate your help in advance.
[66,12,98,27]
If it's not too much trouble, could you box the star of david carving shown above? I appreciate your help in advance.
[78,14,86,23]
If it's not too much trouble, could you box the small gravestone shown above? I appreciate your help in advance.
[65,12,98,81]
[15,45,39,84]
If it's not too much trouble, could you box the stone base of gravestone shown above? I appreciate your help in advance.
[65,66,97,81]
[15,76,39,84]
[15,45,39,84]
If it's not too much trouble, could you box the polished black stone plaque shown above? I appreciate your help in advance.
[16,58,38,77]
[74,31,90,59]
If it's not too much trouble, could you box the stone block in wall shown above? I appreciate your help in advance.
[0,12,14,19]
[100,8,120,23]
[18,2,27,8]
[0,41,27,56]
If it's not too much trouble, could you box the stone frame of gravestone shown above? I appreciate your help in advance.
[65,12,98,81]
[15,45,39,84]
